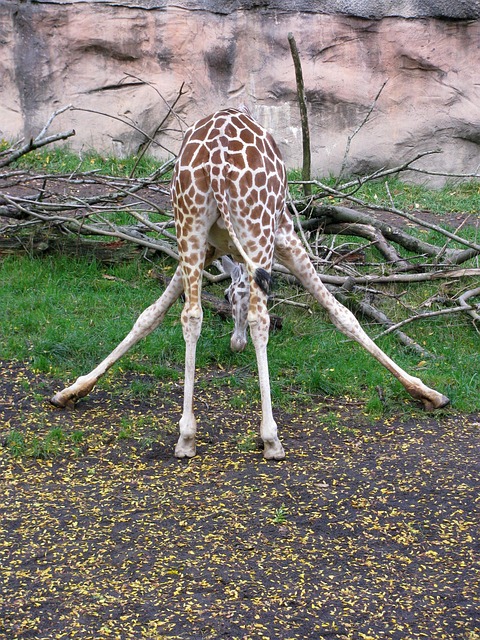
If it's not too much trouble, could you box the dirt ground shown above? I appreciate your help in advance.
[0,359,479,640]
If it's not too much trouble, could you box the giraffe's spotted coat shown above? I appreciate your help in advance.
[51,108,449,460]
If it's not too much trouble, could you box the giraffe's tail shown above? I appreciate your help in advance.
[254,268,272,295]
[218,205,273,295]
[212,170,273,294]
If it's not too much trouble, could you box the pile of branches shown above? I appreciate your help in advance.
[1,105,479,355]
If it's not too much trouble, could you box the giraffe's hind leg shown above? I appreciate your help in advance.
[174,243,215,458]
[247,280,285,459]
[50,267,184,409]
[274,216,449,410]
[174,291,202,458]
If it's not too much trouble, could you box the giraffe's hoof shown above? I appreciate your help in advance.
[50,391,75,409]
[421,393,450,411]
[263,439,285,460]
[175,437,197,458]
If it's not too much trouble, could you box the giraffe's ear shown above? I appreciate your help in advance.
[221,255,237,276]
[222,255,245,283]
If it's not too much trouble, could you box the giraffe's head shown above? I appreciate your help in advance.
[222,256,249,353]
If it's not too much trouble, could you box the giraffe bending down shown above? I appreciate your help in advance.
[51,108,449,459]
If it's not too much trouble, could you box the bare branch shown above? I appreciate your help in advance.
[34,104,73,141]
[70,106,175,156]
[378,304,479,337]
[288,33,311,196]
[0,130,75,169]
[458,287,480,323]
[128,81,187,177]
[338,80,388,182]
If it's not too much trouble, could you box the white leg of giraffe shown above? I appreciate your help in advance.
[50,267,184,408]
[174,240,213,458]
[275,216,450,410]
[175,300,202,458]
[248,284,286,460]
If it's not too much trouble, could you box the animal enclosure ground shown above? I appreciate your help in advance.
[1,360,479,640]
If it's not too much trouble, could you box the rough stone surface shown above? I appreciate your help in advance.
[1,1,480,181]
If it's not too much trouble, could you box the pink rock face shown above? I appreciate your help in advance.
[1,2,479,182]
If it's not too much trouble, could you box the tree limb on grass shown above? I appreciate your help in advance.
[377,304,480,337]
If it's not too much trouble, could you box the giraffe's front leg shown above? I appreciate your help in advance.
[175,305,203,458]
[248,291,285,460]
[50,268,184,408]
[274,219,450,410]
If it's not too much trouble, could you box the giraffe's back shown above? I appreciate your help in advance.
[171,108,288,272]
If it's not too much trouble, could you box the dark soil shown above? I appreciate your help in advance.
[1,359,479,639]
[2,171,479,637]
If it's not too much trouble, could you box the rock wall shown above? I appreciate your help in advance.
[1,1,480,181]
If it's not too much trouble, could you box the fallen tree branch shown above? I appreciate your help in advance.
[273,262,480,286]
[304,204,479,266]
[0,131,76,169]
[377,304,480,337]
[458,286,480,323]
[321,222,412,270]
[334,287,431,357]
[308,187,480,256]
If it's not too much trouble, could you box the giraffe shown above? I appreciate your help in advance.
[51,107,449,459]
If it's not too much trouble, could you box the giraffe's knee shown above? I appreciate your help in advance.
[181,305,203,341]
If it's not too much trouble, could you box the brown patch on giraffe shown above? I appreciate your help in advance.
[248,203,266,222]
[190,236,201,251]
[255,136,266,155]
[226,177,240,200]
[192,168,209,194]
[228,152,247,171]
[189,121,215,142]
[178,238,188,254]
[194,191,207,207]
[261,209,272,228]
[229,139,244,153]
[213,117,227,129]
[254,172,266,188]
[264,157,276,175]
[235,197,247,213]
[211,149,222,165]
[192,113,213,131]
[244,171,253,190]
[266,193,277,212]
[178,215,196,234]
[246,145,263,171]
[250,222,262,237]
[231,114,253,131]
[240,128,255,145]
[179,143,198,166]
[246,118,265,137]
[173,194,186,212]
[206,128,220,142]
[178,170,192,194]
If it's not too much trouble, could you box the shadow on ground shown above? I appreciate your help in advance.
[1,360,479,639]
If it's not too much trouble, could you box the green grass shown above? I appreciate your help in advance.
[0,252,479,414]
[4,426,85,459]
[348,177,480,215]
[1,146,479,415]
[289,171,480,215]
[7,145,166,179]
